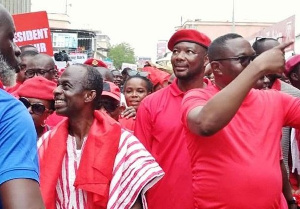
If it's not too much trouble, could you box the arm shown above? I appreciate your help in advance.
[134,101,153,151]
[0,179,44,209]
[0,98,45,208]
[187,42,292,136]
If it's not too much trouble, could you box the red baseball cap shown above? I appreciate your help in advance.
[84,58,107,68]
[17,76,57,100]
[102,81,120,102]
[168,29,211,51]
[285,54,300,76]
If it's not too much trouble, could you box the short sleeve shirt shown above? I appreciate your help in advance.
[0,89,39,208]
[181,85,300,208]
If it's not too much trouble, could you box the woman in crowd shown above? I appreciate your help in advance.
[119,75,153,131]
[16,76,57,138]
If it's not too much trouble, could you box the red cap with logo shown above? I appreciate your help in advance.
[102,81,121,102]
[84,58,108,68]
[168,29,211,51]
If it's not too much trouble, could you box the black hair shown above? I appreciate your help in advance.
[74,64,103,109]
[123,75,153,93]
[252,37,279,54]
[208,33,243,61]
[19,44,38,53]
[122,67,132,75]
[20,50,38,58]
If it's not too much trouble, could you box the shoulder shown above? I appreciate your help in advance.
[183,85,217,102]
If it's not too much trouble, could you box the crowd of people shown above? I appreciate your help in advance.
[2,3,300,209]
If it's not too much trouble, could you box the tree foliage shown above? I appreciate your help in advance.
[108,42,135,69]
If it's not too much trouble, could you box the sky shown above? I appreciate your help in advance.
[31,0,299,61]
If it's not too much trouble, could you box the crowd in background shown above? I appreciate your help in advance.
[3,3,300,209]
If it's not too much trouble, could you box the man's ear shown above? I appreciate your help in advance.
[84,90,96,103]
[210,61,222,76]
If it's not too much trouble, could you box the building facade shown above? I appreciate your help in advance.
[0,0,31,14]
[180,19,274,41]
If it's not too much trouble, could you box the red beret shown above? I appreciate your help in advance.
[84,58,108,68]
[17,76,57,100]
[285,54,300,76]
[168,29,211,51]
[102,81,121,102]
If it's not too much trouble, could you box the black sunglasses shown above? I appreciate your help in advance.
[212,54,257,67]
[127,70,149,77]
[25,68,55,78]
[100,100,120,112]
[19,97,48,115]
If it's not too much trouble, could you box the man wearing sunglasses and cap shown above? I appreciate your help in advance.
[16,76,57,138]
[134,29,211,209]
[180,33,298,208]
[0,4,45,209]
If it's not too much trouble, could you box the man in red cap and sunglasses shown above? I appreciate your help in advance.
[0,4,45,209]
[134,29,211,209]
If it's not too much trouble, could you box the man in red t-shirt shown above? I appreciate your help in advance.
[134,29,211,209]
[181,33,298,208]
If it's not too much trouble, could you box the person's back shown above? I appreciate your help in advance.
[134,29,211,209]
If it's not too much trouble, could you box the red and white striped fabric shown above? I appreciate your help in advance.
[108,129,164,209]
[38,129,164,209]
[55,135,88,209]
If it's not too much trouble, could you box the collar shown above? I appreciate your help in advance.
[169,78,184,97]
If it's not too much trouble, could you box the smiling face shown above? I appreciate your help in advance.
[171,42,207,80]
[124,77,150,110]
[54,65,88,117]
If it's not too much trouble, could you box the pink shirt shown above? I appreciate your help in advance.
[181,85,300,209]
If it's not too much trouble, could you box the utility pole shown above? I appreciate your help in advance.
[65,0,68,15]
[232,0,235,33]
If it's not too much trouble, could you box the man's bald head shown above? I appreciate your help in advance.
[0,4,21,86]
[96,67,114,82]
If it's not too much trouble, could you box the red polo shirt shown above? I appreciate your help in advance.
[134,79,200,209]
[181,85,300,208]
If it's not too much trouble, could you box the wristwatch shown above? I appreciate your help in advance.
[287,197,298,205]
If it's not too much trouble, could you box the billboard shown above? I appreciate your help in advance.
[52,33,78,48]
[13,11,53,56]
[248,15,295,53]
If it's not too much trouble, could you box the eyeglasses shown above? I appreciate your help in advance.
[25,68,55,78]
[128,70,149,77]
[100,100,120,112]
[255,36,282,42]
[212,55,257,67]
[19,97,48,115]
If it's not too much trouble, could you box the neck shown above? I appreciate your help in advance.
[36,125,45,138]
[68,111,94,149]
[177,74,205,92]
